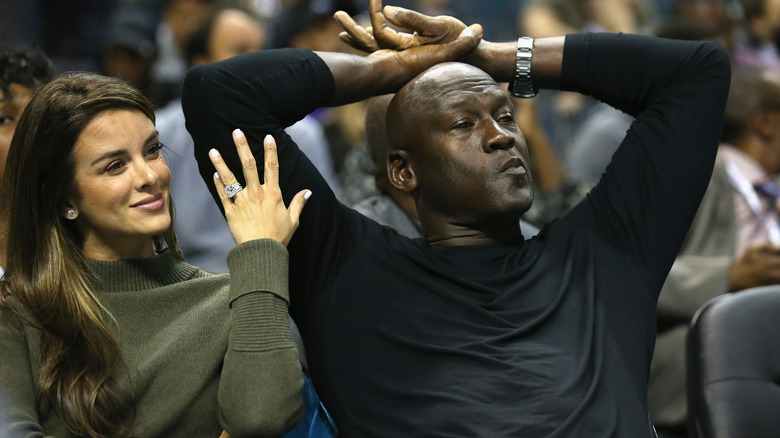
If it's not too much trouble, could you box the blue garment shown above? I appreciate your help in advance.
[283,375,338,437]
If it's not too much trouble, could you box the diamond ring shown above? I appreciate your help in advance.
[224,182,243,198]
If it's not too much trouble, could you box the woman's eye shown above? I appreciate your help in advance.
[106,160,125,173]
[0,115,13,125]
[145,142,164,157]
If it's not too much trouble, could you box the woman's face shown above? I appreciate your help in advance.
[68,108,171,260]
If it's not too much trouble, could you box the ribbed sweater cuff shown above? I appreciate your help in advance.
[232,293,293,352]
[227,239,289,306]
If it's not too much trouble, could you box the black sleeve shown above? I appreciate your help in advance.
[559,33,731,293]
[181,49,373,321]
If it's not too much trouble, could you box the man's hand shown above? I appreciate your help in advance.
[729,245,780,291]
[335,0,468,52]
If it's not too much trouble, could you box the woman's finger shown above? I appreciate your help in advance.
[233,129,260,190]
[211,171,232,210]
[288,189,312,230]
[209,148,239,188]
[263,135,280,189]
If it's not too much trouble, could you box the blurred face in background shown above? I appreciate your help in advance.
[207,9,264,63]
[0,83,33,183]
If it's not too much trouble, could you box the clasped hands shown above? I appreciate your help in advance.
[335,0,481,58]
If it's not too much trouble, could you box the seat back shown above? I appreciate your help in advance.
[687,285,780,438]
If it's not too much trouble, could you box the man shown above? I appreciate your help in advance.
[156,5,339,273]
[0,45,53,274]
[354,93,540,238]
[650,68,780,438]
[732,0,780,69]
[182,1,730,435]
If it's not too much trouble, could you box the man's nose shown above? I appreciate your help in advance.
[484,119,515,152]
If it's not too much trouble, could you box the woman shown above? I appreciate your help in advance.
[0,72,311,437]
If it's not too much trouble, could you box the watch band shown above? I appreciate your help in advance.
[510,36,536,98]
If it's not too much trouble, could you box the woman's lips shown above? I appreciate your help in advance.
[131,193,165,210]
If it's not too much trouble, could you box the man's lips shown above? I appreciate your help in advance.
[499,157,527,175]
[130,193,164,210]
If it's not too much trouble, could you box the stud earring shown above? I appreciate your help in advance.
[66,209,77,219]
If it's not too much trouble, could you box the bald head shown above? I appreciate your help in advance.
[386,62,502,152]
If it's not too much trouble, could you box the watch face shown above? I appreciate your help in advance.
[518,37,534,51]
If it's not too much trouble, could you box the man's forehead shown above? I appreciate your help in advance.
[406,64,506,109]
[416,62,496,90]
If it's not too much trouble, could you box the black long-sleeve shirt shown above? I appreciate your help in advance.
[182,33,730,437]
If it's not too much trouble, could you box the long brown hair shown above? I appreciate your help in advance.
[0,72,180,437]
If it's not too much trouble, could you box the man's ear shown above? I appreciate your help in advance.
[387,149,416,192]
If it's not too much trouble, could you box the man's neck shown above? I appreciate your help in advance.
[421,217,523,246]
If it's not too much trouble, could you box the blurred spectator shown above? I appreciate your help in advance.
[271,0,359,50]
[675,0,738,51]
[650,68,780,438]
[520,0,655,37]
[156,4,339,273]
[0,45,54,274]
[152,0,216,105]
[101,3,165,105]
[732,0,780,68]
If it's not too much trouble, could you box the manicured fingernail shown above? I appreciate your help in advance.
[233,128,243,138]
[304,190,312,200]
[265,134,273,144]
[214,172,220,180]
[209,148,219,158]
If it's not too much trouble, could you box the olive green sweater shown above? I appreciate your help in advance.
[0,239,304,437]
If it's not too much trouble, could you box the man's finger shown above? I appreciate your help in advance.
[385,7,442,39]
[335,11,379,51]
[444,24,482,57]
[369,0,391,46]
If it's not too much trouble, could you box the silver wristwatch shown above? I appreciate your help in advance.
[510,37,536,98]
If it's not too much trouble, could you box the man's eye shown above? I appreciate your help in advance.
[453,121,472,129]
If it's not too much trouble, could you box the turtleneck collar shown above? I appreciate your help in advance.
[87,251,203,293]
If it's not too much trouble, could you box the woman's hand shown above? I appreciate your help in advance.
[209,130,311,246]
